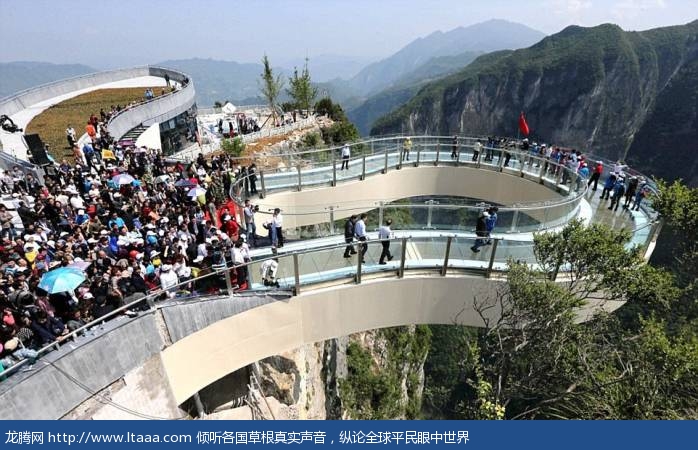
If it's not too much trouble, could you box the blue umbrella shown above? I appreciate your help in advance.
[38,267,87,294]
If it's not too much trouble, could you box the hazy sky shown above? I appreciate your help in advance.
[1,0,695,68]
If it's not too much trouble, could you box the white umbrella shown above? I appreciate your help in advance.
[112,173,135,185]
[187,186,207,197]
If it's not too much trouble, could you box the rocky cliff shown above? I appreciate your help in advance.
[371,21,698,185]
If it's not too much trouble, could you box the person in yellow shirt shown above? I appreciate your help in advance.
[402,137,412,161]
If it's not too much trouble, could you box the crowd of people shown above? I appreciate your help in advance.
[0,106,277,374]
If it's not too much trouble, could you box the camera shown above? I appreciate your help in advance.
[253,205,260,212]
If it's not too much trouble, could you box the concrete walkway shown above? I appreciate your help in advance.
[0,76,167,160]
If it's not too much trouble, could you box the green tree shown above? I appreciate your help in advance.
[220,137,245,157]
[315,97,347,121]
[287,58,318,116]
[259,55,284,123]
[651,179,698,323]
[419,219,696,420]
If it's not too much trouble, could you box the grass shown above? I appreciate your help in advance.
[25,86,168,161]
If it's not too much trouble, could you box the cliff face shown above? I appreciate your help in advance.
[371,22,698,183]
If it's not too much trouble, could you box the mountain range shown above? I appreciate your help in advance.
[340,19,545,98]
[0,61,96,98]
[0,19,545,116]
[371,21,698,186]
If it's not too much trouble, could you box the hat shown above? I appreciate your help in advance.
[82,292,94,300]
[100,230,109,235]
[160,264,172,272]
[223,215,231,221]
[150,250,160,257]
[113,192,122,198]
[11,193,19,198]
[60,231,69,238]
[4,337,19,352]
[3,311,15,326]
[87,238,98,244]
[161,217,169,223]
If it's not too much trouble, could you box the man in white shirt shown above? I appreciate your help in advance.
[271,208,284,247]
[378,219,394,265]
[260,258,280,287]
[354,213,368,263]
[244,199,257,247]
[341,144,351,170]
[159,264,179,298]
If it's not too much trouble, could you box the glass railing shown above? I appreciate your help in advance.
[222,136,663,251]
[248,197,585,243]
[1,223,661,383]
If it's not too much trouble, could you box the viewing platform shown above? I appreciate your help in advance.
[0,134,661,419]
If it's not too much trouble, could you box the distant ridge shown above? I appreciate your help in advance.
[0,61,96,98]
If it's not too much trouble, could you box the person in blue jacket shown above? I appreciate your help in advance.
[600,172,618,200]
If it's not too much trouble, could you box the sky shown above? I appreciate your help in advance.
[0,0,696,68]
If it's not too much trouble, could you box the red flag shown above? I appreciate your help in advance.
[518,112,530,136]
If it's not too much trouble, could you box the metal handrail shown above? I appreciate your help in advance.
[1,214,661,382]
[227,143,589,222]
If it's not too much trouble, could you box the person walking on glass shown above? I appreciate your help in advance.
[378,219,394,265]
[471,206,498,253]
[341,144,351,170]
[354,213,368,263]
[343,215,358,258]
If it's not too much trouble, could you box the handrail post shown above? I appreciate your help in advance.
[435,143,440,166]
[332,159,337,186]
[328,206,335,234]
[361,155,366,180]
[223,264,235,299]
[477,144,483,167]
[425,199,438,229]
[509,209,520,233]
[519,154,525,177]
[356,249,363,284]
[297,165,302,191]
[486,239,499,278]
[416,146,421,167]
[498,149,505,172]
[398,237,407,278]
[441,236,452,276]
[293,253,300,295]
[378,201,385,227]
[383,148,388,174]
[260,170,266,199]
[538,160,545,184]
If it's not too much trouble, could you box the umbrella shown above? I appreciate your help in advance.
[112,173,135,185]
[187,186,207,197]
[174,179,197,188]
[68,260,92,271]
[38,267,86,294]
